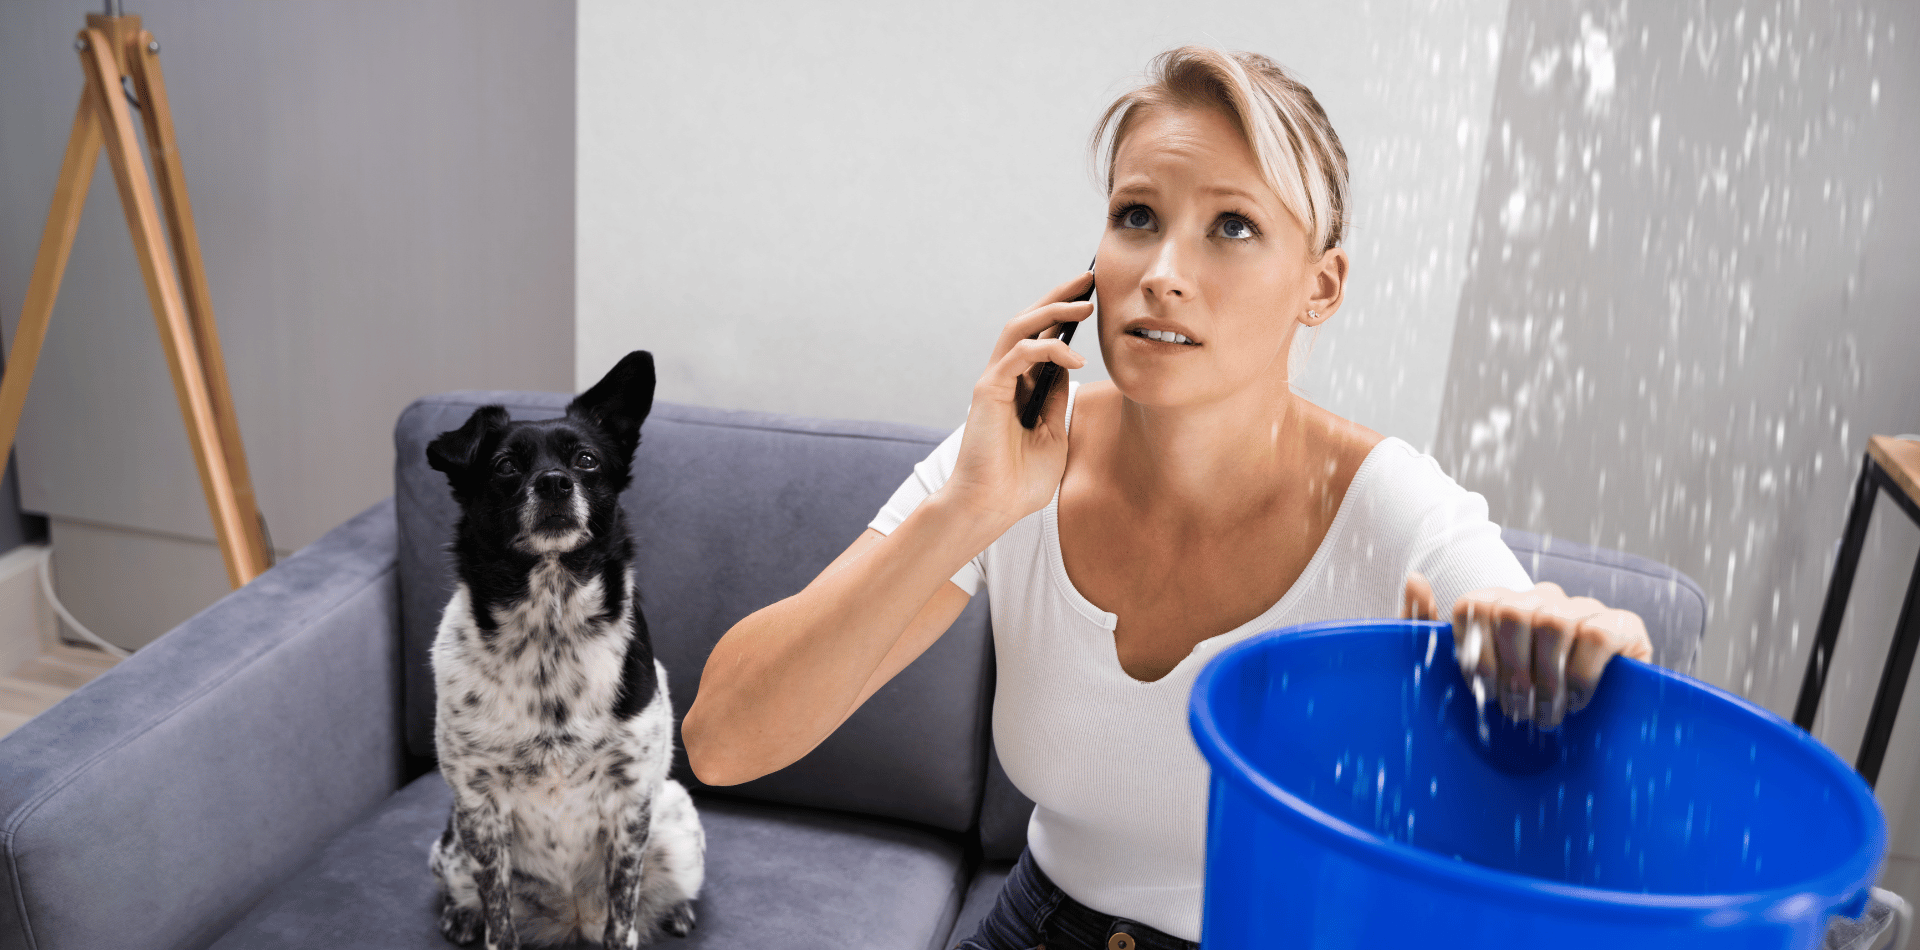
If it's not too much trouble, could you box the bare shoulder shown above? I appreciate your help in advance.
[1295,398,1384,481]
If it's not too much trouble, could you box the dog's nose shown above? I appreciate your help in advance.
[533,471,573,499]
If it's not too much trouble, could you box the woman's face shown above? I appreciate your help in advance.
[1095,104,1345,411]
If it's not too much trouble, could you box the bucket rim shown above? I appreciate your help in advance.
[1188,619,1887,925]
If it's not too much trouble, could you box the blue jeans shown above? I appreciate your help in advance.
[952,849,1201,950]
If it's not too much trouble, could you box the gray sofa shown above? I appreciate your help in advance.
[0,391,1707,950]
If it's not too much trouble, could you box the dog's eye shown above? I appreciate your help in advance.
[574,450,600,471]
[493,456,518,477]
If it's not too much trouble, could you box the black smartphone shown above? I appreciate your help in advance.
[1017,260,1095,430]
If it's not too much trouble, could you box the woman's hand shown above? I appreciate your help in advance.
[1402,573,1653,730]
[939,270,1094,529]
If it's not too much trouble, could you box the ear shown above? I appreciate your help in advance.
[568,350,655,460]
[1303,247,1348,327]
[427,405,511,480]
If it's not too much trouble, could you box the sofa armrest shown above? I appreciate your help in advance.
[0,499,404,950]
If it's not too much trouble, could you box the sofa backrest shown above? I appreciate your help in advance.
[1500,527,1708,674]
[394,392,993,835]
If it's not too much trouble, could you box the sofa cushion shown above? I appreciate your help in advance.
[208,772,970,950]
[945,861,1015,950]
[975,739,1031,864]
[395,393,994,833]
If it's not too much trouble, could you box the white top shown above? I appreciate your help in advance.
[868,384,1532,941]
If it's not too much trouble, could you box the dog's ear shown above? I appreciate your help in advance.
[428,405,511,482]
[568,350,655,461]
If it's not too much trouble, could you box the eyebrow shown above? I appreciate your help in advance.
[1202,185,1264,204]
[1108,181,1272,209]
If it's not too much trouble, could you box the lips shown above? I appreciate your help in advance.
[1124,322,1200,346]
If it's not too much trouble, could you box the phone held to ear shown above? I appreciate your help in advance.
[1017,260,1095,430]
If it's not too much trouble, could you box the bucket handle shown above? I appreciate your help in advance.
[1877,888,1912,950]
[1829,888,1911,950]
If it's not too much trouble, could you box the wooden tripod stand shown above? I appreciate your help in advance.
[1,10,269,588]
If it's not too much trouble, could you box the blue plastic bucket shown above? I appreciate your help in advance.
[1188,619,1886,949]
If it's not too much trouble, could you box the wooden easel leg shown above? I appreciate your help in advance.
[77,28,268,587]
[0,92,104,466]
[125,28,270,572]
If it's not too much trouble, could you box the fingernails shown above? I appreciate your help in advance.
[1535,700,1555,728]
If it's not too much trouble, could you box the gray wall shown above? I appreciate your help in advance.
[577,0,1509,448]
[0,0,575,647]
[1433,0,1920,914]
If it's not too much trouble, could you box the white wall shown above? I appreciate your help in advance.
[578,0,1509,447]
[1433,0,1920,926]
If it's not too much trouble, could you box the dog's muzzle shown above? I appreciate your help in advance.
[518,472,590,551]
[533,471,573,501]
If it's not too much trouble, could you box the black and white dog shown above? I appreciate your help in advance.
[426,351,703,950]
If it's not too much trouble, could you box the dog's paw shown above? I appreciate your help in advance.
[438,899,484,945]
[659,901,697,938]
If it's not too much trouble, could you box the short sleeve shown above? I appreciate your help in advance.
[1398,450,1534,613]
[868,424,985,596]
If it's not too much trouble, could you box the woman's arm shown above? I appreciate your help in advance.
[682,270,1095,787]
[682,506,993,787]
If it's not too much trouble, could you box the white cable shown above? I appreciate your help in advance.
[36,547,131,659]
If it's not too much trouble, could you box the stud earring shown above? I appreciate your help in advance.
[1307,310,1320,320]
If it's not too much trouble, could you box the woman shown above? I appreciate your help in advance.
[681,47,1652,950]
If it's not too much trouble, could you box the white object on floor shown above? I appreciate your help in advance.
[37,547,129,659]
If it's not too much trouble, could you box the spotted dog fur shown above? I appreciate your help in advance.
[426,351,703,950]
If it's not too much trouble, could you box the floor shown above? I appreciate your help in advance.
[0,544,120,738]
[0,630,118,738]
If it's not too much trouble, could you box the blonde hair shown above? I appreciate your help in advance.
[1091,46,1350,256]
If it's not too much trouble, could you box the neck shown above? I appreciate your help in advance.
[1107,382,1327,525]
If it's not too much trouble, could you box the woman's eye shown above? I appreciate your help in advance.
[1218,216,1256,240]
[574,450,600,471]
[1116,206,1154,230]
[493,456,517,477]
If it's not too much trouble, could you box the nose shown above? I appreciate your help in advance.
[1140,235,1192,300]
[533,471,573,500]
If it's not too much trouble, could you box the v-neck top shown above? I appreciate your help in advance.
[868,384,1532,940]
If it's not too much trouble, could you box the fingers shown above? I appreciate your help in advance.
[1451,592,1499,698]
[974,338,1082,436]
[992,274,1096,364]
[1565,609,1652,714]
[1489,591,1547,720]
[1529,603,1584,729]
[989,338,1085,390]
[1402,572,1438,621]
[1025,269,1095,311]
[991,301,1095,363]
[1450,584,1655,729]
